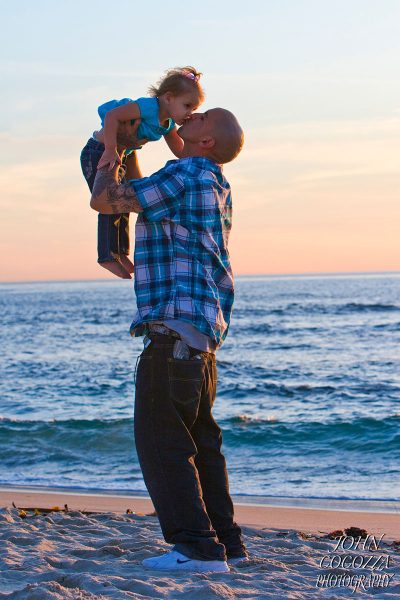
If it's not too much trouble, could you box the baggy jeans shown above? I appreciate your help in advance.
[134,332,247,561]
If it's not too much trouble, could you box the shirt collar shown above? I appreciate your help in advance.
[166,156,223,173]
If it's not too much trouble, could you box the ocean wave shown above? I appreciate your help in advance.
[1,414,399,452]
[372,322,400,331]
[0,416,132,427]
[218,381,341,400]
[335,302,400,313]
[230,323,322,336]
[219,381,295,399]
[223,412,400,426]
[0,418,136,469]
[234,302,400,320]
[219,414,400,452]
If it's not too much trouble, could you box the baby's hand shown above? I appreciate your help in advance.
[97,148,122,171]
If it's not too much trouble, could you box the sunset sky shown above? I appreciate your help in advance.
[1,0,399,281]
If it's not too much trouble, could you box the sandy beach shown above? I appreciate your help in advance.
[1,489,399,598]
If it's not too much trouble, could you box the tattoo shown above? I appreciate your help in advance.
[92,168,142,214]
[106,181,142,213]
[116,130,142,148]
[116,120,147,149]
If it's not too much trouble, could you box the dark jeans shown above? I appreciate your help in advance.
[80,138,130,263]
[134,332,247,561]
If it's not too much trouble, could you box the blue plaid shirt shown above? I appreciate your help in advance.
[129,157,234,347]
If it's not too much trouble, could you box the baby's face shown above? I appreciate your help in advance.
[167,91,201,125]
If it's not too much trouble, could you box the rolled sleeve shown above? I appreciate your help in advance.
[129,168,185,222]
[97,98,134,127]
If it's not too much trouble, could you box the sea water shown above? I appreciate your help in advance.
[0,274,399,501]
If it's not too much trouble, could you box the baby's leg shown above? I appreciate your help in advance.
[119,254,134,274]
[118,213,134,274]
[99,258,132,279]
[98,214,131,279]
[80,138,130,279]
[80,139,102,191]
[115,164,134,274]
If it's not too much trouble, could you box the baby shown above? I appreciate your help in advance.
[80,67,204,278]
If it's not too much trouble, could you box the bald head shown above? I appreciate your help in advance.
[178,108,244,164]
[207,108,244,164]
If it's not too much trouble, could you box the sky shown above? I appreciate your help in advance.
[1,0,399,281]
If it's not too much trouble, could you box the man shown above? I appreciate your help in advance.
[91,108,247,573]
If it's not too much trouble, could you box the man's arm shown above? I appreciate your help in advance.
[90,163,143,215]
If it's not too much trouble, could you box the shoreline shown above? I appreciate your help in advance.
[2,486,399,540]
[1,484,399,513]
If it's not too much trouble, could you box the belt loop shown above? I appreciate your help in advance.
[148,324,180,339]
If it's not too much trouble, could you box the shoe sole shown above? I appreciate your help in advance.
[142,560,229,573]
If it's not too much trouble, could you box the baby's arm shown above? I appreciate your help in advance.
[164,128,184,158]
[98,102,142,169]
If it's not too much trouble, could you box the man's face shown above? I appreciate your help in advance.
[178,109,217,142]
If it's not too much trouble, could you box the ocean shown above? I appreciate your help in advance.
[0,274,399,502]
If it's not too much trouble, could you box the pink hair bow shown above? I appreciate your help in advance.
[182,71,200,82]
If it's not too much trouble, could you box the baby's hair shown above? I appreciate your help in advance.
[148,66,205,103]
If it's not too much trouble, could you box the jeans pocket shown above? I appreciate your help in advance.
[167,358,205,429]
[167,358,205,405]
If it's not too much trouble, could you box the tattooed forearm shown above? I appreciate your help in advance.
[106,181,142,213]
[91,168,142,214]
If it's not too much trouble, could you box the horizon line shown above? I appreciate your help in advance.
[1,269,400,285]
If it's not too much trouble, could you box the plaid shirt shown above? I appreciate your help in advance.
[129,157,234,347]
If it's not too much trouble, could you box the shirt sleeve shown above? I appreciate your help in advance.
[129,165,185,222]
[97,98,134,126]
[164,120,176,135]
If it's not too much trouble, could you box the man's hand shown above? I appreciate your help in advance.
[98,119,147,170]
[98,147,122,170]
[116,120,148,150]
[90,164,143,215]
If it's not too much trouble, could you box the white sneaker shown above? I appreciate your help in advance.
[142,550,230,573]
[228,556,250,565]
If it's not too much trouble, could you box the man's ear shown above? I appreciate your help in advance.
[199,137,215,149]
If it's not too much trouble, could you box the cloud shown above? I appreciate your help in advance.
[231,116,400,188]
[0,60,154,79]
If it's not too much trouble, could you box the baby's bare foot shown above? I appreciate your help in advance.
[119,255,134,274]
[99,260,132,279]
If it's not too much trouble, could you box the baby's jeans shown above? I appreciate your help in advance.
[80,138,130,263]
